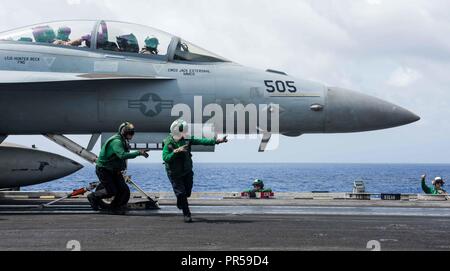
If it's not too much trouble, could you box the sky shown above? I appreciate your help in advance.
[1,0,449,164]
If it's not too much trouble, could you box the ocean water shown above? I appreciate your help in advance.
[22,163,450,194]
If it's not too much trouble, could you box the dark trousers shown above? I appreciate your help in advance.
[168,172,194,216]
[92,167,129,209]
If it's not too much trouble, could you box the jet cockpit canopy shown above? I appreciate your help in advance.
[0,20,229,63]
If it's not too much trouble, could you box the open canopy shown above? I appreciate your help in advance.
[0,20,229,63]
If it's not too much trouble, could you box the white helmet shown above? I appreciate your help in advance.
[170,119,189,141]
[433,177,445,185]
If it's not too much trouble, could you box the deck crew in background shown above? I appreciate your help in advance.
[243,179,273,198]
[421,175,447,195]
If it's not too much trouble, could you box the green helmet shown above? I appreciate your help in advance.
[56,26,71,41]
[253,179,264,188]
[145,36,159,50]
[32,25,56,43]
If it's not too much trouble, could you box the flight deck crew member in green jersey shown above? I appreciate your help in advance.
[88,122,149,212]
[421,175,447,195]
[243,179,273,198]
[163,119,228,223]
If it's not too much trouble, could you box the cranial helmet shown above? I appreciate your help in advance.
[119,122,136,137]
[145,36,159,50]
[170,119,189,142]
[433,177,445,186]
[56,26,71,41]
[253,179,264,188]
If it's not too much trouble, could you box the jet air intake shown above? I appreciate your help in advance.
[324,87,420,133]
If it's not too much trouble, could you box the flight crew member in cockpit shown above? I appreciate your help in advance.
[140,36,159,55]
[53,26,72,45]
[54,28,91,47]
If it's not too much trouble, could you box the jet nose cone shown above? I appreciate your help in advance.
[325,87,420,133]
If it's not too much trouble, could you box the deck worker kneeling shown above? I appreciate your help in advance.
[243,179,273,198]
[88,122,149,212]
[163,119,228,223]
[421,175,447,195]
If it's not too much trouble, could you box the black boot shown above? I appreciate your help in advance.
[109,205,128,215]
[183,207,192,223]
[184,215,193,223]
[87,193,100,211]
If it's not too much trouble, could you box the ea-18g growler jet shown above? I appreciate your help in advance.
[0,20,420,189]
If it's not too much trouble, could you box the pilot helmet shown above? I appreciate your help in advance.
[56,26,71,41]
[32,25,56,43]
[170,119,189,142]
[145,36,159,50]
[119,122,136,138]
[253,179,264,188]
[117,33,139,53]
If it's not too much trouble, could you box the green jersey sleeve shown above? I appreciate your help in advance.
[421,178,432,194]
[190,137,217,146]
[110,139,140,160]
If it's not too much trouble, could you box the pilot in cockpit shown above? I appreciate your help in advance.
[52,26,91,48]
[53,26,72,45]
[32,25,56,44]
[140,36,159,55]
[117,34,139,53]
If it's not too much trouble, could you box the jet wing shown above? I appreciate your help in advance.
[0,71,174,84]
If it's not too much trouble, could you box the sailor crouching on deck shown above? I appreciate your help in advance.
[163,119,228,223]
[88,122,149,212]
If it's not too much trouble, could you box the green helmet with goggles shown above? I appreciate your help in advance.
[145,36,159,49]
[253,179,264,188]
[56,26,71,41]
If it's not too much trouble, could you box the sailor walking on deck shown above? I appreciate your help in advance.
[162,119,228,223]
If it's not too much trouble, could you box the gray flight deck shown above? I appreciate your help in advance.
[0,192,449,251]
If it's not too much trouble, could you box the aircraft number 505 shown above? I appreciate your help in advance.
[264,80,297,93]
